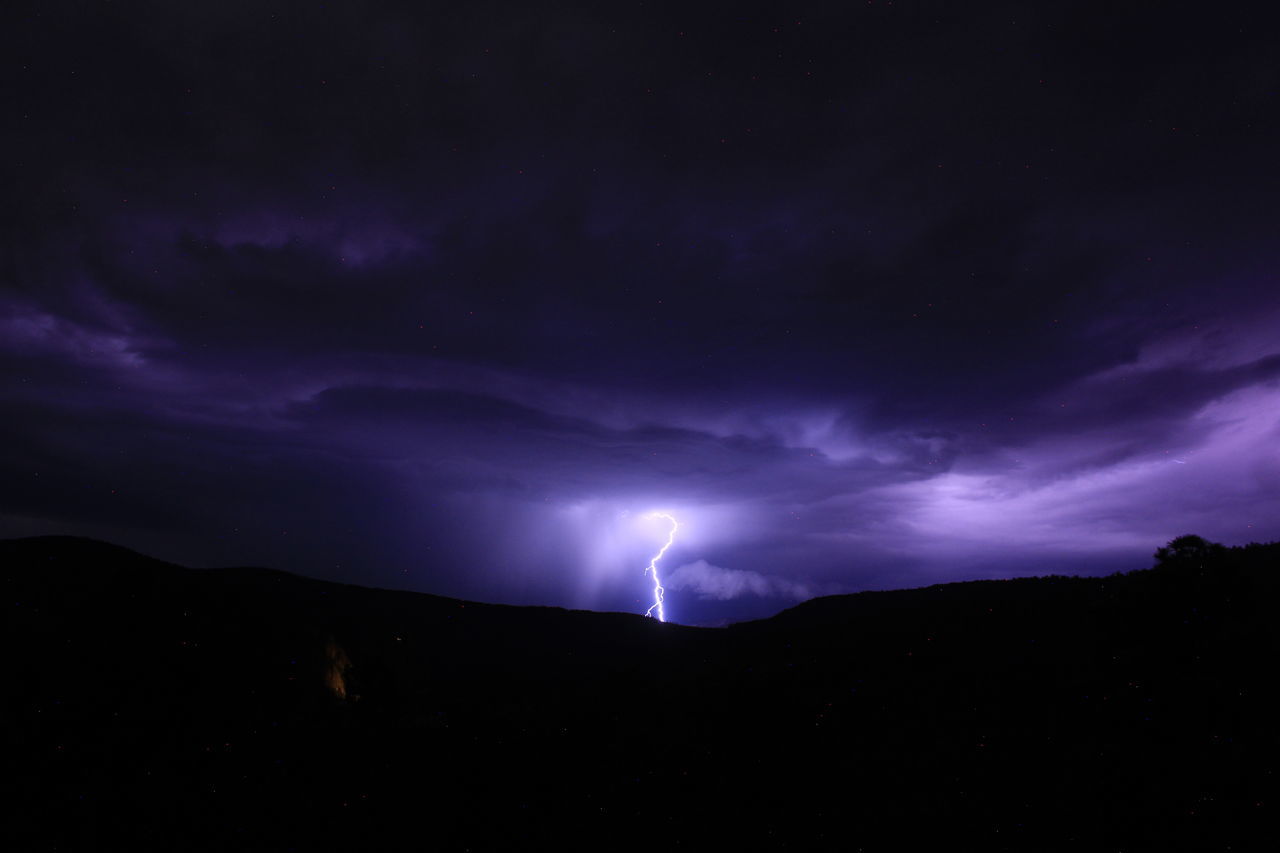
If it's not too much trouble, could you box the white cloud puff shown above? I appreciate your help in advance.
[666,559,812,601]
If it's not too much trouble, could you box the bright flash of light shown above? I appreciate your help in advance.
[643,512,678,622]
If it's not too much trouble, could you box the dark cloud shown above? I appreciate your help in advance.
[3,0,1279,622]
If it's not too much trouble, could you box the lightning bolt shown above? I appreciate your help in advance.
[643,512,678,622]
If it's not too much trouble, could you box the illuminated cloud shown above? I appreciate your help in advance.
[3,0,1278,624]
[667,560,812,602]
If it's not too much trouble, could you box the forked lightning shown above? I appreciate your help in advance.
[644,512,678,622]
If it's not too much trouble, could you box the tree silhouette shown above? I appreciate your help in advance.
[1153,534,1226,569]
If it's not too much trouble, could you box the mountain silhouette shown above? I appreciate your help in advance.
[5,535,1276,850]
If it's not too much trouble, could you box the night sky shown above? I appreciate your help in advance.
[3,1,1278,624]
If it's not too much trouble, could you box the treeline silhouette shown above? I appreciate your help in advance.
[4,535,1276,850]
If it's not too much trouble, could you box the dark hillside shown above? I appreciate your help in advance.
[4,536,1277,850]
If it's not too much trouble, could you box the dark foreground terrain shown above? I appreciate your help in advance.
[4,536,1277,851]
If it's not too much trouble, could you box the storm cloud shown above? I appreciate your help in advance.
[3,1,1278,623]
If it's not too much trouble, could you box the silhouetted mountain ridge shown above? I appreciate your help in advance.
[4,535,1277,850]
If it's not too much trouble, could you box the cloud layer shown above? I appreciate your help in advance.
[2,1,1279,623]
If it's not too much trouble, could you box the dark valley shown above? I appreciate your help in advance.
[5,535,1276,850]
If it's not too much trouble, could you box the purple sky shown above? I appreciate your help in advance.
[3,1,1279,623]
